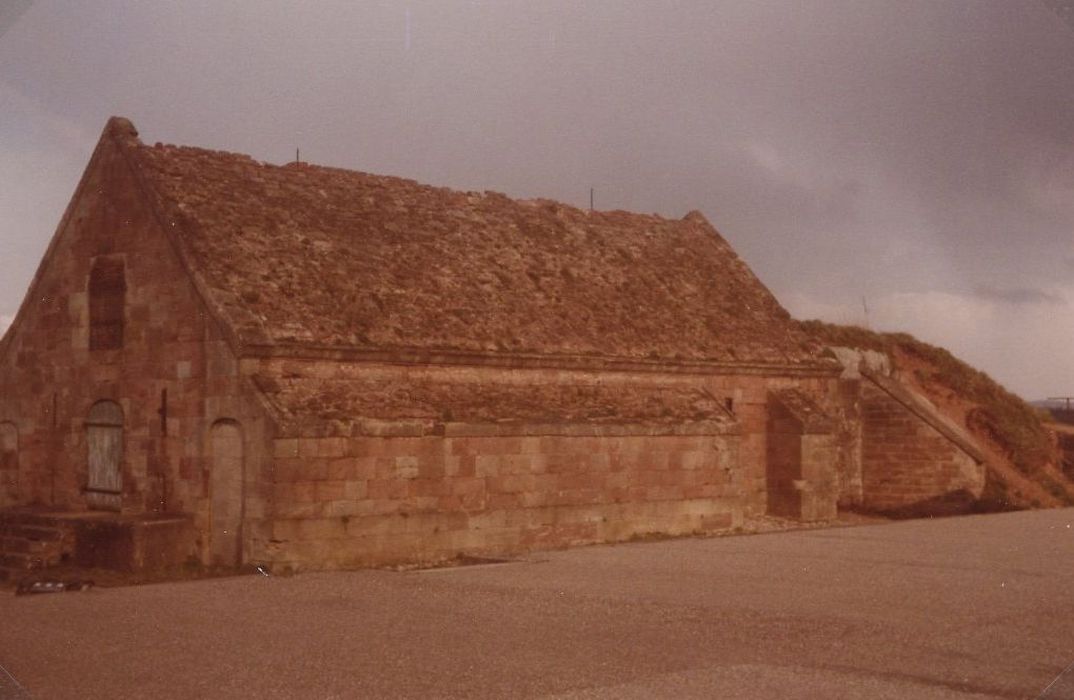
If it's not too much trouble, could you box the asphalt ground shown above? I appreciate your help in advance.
[2,509,1074,699]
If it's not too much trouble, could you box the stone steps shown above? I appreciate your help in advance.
[0,512,73,583]
[1,534,58,554]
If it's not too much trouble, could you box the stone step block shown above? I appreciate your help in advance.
[1,525,65,542]
[0,565,21,582]
[0,536,57,555]
[0,552,47,571]
[0,512,67,530]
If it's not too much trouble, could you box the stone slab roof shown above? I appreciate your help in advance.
[115,117,830,368]
[252,373,735,437]
[770,388,836,434]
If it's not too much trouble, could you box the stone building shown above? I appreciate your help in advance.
[0,118,985,577]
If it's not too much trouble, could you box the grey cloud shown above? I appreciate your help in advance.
[1042,0,1074,31]
[972,286,1065,306]
[2,0,1074,398]
[0,0,32,40]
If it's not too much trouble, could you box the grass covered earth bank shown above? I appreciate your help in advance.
[799,320,1073,510]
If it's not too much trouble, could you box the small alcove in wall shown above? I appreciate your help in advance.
[0,422,18,506]
[88,256,126,351]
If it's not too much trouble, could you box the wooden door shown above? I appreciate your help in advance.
[209,421,244,567]
[86,401,123,511]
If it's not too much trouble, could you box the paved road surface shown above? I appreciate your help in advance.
[2,509,1074,699]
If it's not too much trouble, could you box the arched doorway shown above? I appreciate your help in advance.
[209,420,244,567]
[0,422,17,507]
[86,401,124,511]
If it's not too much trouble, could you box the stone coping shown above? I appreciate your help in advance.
[862,370,986,463]
[277,418,739,439]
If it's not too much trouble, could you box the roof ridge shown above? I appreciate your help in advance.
[137,140,701,226]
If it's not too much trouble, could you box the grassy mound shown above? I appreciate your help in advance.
[798,320,1057,481]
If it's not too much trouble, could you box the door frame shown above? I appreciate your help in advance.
[209,419,245,567]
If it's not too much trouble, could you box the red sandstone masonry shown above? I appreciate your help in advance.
[764,389,838,521]
[0,118,274,564]
[265,428,741,569]
[860,382,981,510]
[1,117,856,574]
[250,357,839,524]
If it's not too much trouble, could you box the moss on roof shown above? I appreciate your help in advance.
[253,372,733,436]
[121,122,829,367]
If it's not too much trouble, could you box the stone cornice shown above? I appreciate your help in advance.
[240,342,842,378]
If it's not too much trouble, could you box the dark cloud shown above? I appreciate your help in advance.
[1,0,1073,397]
[1042,0,1074,31]
[0,0,32,40]
[972,286,1065,306]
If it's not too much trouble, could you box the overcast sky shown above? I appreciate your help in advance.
[1,1,1072,399]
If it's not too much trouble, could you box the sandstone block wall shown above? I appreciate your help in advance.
[714,375,837,517]
[0,129,273,564]
[245,355,840,523]
[833,379,864,507]
[1057,431,1074,481]
[860,382,981,510]
[766,405,804,518]
[800,433,838,520]
[0,118,848,573]
[765,391,838,521]
[261,427,740,569]
[0,423,16,507]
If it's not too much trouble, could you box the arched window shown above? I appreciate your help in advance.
[89,257,126,351]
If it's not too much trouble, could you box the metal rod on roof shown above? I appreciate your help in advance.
[295,148,300,164]
[590,187,594,211]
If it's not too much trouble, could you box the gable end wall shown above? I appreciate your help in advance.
[0,131,274,564]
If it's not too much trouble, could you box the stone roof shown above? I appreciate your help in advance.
[770,388,836,434]
[116,117,830,367]
[251,372,735,437]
